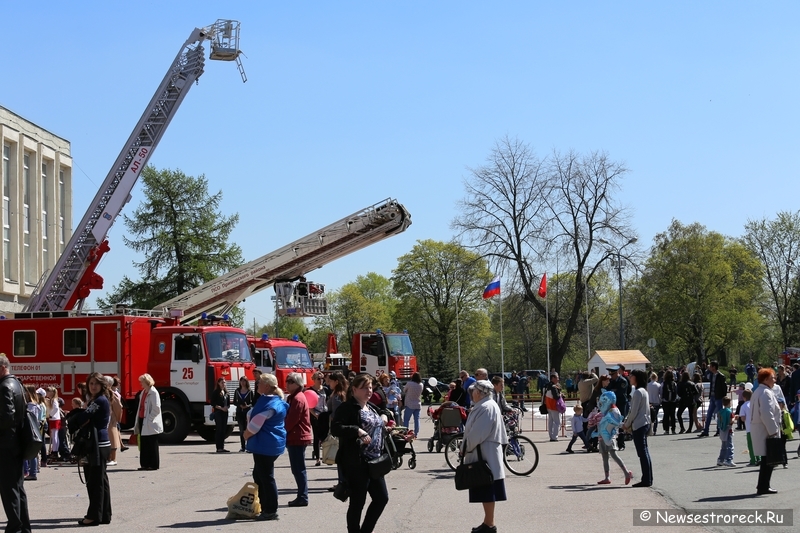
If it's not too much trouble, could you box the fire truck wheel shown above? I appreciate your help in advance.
[158,399,190,444]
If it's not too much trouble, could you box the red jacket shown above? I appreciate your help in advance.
[284,391,312,446]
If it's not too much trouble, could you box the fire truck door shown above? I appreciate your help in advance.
[91,321,120,376]
[171,334,205,402]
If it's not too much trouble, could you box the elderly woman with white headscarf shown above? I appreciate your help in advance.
[461,379,508,533]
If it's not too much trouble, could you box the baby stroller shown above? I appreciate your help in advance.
[427,403,466,453]
[386,424,417,469]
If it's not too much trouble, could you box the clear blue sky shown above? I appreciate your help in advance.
[4,2,798,328]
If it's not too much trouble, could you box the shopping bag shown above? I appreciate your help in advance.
[321,435,339,465]
[226,482,261,519]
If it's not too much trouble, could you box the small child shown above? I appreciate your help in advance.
[778,398,793,468]
[716,396,735,467]
[738,389,758,466]
[566,405,588,453]
[734,384,746,430]
[586,406,602,453]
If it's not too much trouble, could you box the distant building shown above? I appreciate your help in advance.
[0,106,73,313]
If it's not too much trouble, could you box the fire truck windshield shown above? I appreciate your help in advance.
[274,347,313,369]
[386,334,413,356]
[205,332,253,362]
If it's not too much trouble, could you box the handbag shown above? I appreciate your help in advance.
[763,437,784,467]
[366,453,392,479]
[556,395,567,414]
[20,409,44,461]
[210,410,216,422]
[320,434,339,465]
[454,441,494,491]
[539,403,548,415]
[225,482,262,519]
[71,423,96,460]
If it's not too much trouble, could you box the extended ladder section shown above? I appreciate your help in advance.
[157,198,412,325]
[25,20,245,313]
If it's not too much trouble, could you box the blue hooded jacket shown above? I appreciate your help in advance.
[245,394,287,457]
[597,390,622,446]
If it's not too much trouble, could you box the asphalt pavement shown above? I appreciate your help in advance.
[11,410,797,532]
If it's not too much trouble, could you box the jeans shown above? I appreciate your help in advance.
[717,431,734,463]
[547,412,560,440]
[632,425,653,485]
[252,454,278,514]
[403,408,421,436]
[567,430,587,451]
[703,398,723,434]
[287,445,308,501]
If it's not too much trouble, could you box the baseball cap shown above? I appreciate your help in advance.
[390,371,397,378]
[36,388,46,397]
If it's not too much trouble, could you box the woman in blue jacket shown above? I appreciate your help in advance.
[243,373,287,521]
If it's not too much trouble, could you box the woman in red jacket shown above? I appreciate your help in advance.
[284,372,312,506]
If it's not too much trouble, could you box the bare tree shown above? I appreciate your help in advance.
[453,137,637,372]
[742,211,800,348]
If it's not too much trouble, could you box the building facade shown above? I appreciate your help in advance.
[0,106,72,313]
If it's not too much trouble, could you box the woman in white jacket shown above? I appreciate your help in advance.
[461,380,508,533]
[750,368,782,495]
[134,373,163,471]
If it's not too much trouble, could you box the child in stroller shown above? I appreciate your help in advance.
[427,402,467,453]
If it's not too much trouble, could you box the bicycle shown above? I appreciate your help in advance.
[444,410,539,476]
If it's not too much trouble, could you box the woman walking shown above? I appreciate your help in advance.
[211,378,231,453]
[461,380,507,533]
[331,373,390,533]
[75,372,113,526]
[134,373,163,470]
[243,373,287,521]
[624,370,653,487]
[677,371,697,433]
[659,371,678,434]
[750,368,782,495]
[402,372,423,436]
[233,377,254,452]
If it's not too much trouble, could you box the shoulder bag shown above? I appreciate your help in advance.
[20,409,43,461]
[454,441,494,491]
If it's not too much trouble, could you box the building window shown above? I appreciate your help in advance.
[2,143,12,281]
[13,330,36,357]
[23,152,33,284]
[59,169,65,252]
[42,160,49,269]
[64,329,87,355]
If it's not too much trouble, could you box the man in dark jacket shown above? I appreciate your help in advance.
[0,354,32,533]
[699,361,727,437]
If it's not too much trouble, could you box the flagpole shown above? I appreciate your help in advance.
[499,294,505,376]
[545,287,551,374]
[456,299,462,371]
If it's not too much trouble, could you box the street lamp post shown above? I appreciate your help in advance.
[598,238,637,350]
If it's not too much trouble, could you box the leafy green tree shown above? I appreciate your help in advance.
[630,220,765,365]
[742,211,800,348]
[453,137,637,374]
[392,239,492,376]
[97,166,244,313]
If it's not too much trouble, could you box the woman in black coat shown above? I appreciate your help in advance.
[211,378,231,453]
[331,374,389,533]
[233,377,254,452]
[75,372,113,526]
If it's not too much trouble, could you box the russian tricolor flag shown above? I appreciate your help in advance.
[483,276,501,299]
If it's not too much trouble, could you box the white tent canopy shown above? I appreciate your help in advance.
[588,350,650,376]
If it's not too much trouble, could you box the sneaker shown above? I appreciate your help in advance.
[566,449,574,454]
[723,461,736,467]
[24,475,37,481]
[239,448,246,453]
[256,512,279,521]
[597,479,611,485]
[716,461,724,466]
[625,471,633,485]
[106,461,117,466]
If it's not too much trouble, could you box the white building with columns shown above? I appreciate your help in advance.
[0,105,72,313]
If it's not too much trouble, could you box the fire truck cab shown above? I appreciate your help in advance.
[248,334,315,388]
[350,330,417,379]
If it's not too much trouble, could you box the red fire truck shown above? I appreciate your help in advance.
[248,334,315,389]
[326,330,417,378]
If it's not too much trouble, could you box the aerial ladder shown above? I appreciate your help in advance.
[25,20,246,313]
[156,198,411,325]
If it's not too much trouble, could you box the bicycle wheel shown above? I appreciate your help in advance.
[444,436,463,471]
[503,434,539,476]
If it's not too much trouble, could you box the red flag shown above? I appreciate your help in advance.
[537,273,547,298]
